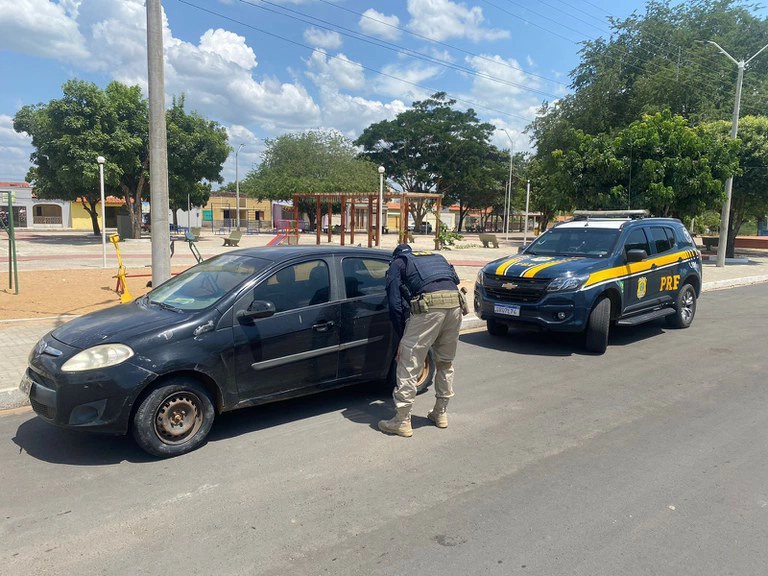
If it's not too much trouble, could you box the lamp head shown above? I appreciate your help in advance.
[96,156,105,165]
[378,166,385,175]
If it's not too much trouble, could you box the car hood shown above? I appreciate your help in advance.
[50,300,188,350]
[483,254,606,279]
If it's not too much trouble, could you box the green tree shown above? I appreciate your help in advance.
[355,92,499,228]
[704,115,768,256]
[167,96,230,226]
[240,130,378,229]
[14,80,229,237]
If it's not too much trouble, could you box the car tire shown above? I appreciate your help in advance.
[386,349,436,395]
[487,318,508,337]
[585,297,611,354]
[132,378,215,458]
[665,283,697,329]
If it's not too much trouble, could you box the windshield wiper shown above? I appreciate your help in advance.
[150,300,182,313]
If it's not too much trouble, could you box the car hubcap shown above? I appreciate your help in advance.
[155,392,203,445]
[681,290,694,322]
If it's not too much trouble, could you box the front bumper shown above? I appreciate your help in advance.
[22,337,158,435]
[474,282,590,332]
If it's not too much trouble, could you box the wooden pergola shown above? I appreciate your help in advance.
[288,191,444,248]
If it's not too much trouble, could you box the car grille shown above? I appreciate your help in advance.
[484,275,551,303]
[30,396,56,420]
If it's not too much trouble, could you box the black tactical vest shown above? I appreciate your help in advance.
[399,251,458,295]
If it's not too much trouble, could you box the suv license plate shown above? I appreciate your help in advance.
[494,303,520,317]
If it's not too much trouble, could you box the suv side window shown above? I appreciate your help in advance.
[624,228,651,256]
[649,226,675,254]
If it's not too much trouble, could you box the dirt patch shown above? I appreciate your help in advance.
[0,267,189,321]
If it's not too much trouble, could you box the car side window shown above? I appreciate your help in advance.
[252,260,330,313]
[649,226,674,254]
[624,228,651,256]
[342,257,387,298]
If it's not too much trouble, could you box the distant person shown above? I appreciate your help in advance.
[379,244,466,437]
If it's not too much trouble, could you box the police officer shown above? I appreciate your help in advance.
[379,243,466,437]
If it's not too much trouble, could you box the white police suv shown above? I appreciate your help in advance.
[474,211,702,353]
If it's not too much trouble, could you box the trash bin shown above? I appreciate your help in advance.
[117,210,133,240]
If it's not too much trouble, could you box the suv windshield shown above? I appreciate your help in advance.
[147,254,270,311]
[526,227,620,258]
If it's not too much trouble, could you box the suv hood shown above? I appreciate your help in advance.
[483,254,607,279]
[50,300,188,349]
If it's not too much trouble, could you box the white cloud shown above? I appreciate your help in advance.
[199,29,257,70]
[406,0,509,42]
[305,50,366,91]
[0,115,34,183]
[303,28,343,50]
[0,0,89,61]
[359,9,401,41]
[373,63,442,102]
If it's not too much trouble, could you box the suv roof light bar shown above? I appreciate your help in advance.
[572,210,649,220]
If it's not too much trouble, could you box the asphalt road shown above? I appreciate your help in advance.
[2,284,767,575]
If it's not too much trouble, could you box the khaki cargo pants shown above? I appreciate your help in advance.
[393,291,463,411]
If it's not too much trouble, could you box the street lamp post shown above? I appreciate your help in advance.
[501,129,514,240]
[378,166,385,247]
[523,179,531,247]
[235,143,245,230]
[703,40,768,267]
[97,156,107,268]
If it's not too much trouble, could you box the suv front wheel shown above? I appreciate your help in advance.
[585,297,611,354]
[666,283,697,329]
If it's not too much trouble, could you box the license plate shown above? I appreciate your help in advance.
[19,373,33,396]
[494,303,520,317]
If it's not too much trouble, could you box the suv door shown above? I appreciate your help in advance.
[337,256,395,382]
[647,225,680,306]
[621,227,661,315]
[231,259,341,401]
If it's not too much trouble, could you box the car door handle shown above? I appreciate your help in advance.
[313,321,335,332]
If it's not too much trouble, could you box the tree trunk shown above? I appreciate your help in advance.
[82,199,100,235]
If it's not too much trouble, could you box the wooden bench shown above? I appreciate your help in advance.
[223,229,243,247]
[479,233,499,248]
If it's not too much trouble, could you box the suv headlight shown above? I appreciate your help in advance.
[476,271,486,286]
[62,343,135,372]
[547,274,588,292]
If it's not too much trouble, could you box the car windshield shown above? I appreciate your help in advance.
[147,254,271,311]
[526,227,620,258]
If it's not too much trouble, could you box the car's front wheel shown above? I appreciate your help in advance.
[386,350,436,394]
[666,283,697,328]
[132,378,215,458]
[585,297,611,354]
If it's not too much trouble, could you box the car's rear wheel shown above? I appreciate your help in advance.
[386,350,436,394]
[666,283,697,328]
[585,297,611,354]
[132,378,215,458]
[487,318,508,337]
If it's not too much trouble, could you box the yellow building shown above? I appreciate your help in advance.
[70,196,124,230]
[201,192,272,233]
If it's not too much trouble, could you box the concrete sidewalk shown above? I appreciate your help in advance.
[3,229,768,411]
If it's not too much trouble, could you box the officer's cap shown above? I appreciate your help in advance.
[392,243,412,257]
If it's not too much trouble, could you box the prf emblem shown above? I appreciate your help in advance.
[637,276,647,299]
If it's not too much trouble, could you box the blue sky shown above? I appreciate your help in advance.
[0,0,665,185]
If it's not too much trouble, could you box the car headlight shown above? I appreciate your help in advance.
[61,344,135,372]
[547,275,588,292]
[476,270,486,286]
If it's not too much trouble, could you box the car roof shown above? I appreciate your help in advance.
[226,244,392,264]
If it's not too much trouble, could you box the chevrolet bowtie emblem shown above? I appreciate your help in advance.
[501,282,518,289]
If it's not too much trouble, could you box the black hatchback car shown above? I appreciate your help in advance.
[20,246,434,457]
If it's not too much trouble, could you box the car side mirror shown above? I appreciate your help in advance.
[517,244,529,254]
[236,300,276,322]
[626,249,648,263]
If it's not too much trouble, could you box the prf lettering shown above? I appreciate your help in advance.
[660,274,680,291]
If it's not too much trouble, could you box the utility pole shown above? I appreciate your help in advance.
[703,40,768,267]
[147,0,171,286]
[501,129,514,241]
